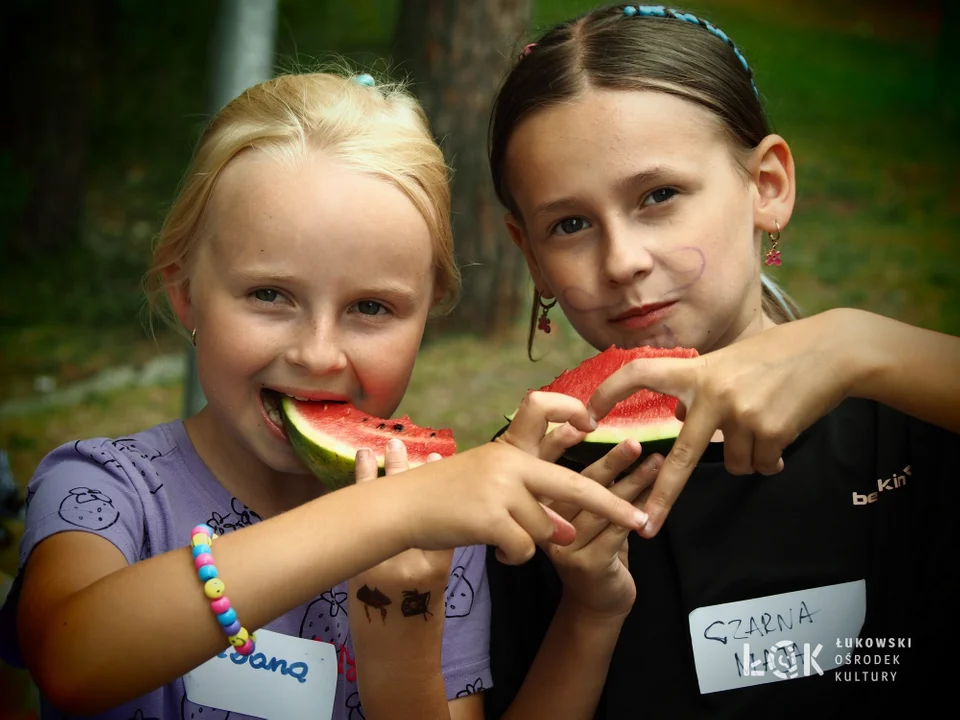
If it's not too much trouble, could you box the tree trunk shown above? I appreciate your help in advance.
[183,0,278,417]
[394,0,532,340]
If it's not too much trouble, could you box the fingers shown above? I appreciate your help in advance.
[425,452,443,463]
[355,447,378,484]
[524,460,648,533]
[383,438,409,475]
[639,405,718,538]
[566,452,663,550]
[753,445,785,476]
[721,425,754,476]
[500,391,597,457]
[586,357,696,423]
[548,439,642,523]
[538,423,589,463]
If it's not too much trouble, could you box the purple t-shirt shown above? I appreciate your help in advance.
[0,420,491,719]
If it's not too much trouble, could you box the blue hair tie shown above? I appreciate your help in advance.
[622,5,759,98]
[353,73,375,87]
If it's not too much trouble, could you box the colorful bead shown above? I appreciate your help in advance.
[191,534,211,548]
[192,524,214,537]
[223,619,242,636]
[204,578,226,599]
[216,608,238,627]
[210,596,231,614]
[228,628,249,646]
[197,564,218,582]
[192,544,211,557]
[236,638,255,656]
[193,553,215,569]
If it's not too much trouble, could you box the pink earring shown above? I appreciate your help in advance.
[537,295,557,333]
[765,220,782,267]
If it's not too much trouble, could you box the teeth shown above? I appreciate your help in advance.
[283,393,312,401]
[266,406,283,426]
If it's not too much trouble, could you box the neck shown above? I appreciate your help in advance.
[184,407,326,519]
[706,292,775,353]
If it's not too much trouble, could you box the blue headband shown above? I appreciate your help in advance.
[622,5,759,98]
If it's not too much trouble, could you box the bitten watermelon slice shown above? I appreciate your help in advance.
[512,346,699,467]
[281,398,456,492]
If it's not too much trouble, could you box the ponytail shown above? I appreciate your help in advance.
[761,273,802,324]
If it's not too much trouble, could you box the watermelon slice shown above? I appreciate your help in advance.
[280,398,456,492]
[511,346,699,468]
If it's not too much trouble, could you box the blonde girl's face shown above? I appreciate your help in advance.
[504,87,786,354]
[174,149,436,474]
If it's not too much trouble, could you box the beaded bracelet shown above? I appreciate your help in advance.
[191,523,257,656]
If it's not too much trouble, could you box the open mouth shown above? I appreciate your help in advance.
[259,389,348,431]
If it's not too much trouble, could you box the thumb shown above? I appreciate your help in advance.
[542,503,576,546]
[587,357,697,422]
[355,447,378,484]
[425,452,443,463]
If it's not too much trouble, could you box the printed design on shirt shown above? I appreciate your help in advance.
[300,589,356,682]
[181,693,231,719]
[345,691,365,720]
[58,487,120,530]
[205,497,263,535]
[455,678,485,698]
[138,525,152,561]
[126,710,160,720]
[852,464,912,506]
[73,438,166,494]
[444,564,475,618]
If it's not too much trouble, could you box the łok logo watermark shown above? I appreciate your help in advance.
[739,640,823,679]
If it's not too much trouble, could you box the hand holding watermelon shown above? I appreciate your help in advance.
[398,442,650,566]
[587,312,861,538]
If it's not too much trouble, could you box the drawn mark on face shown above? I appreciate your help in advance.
[557,246,707,314]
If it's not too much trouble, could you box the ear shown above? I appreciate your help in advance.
[749,134,796,235]
[504,213,553,299]
[161,264,194,331]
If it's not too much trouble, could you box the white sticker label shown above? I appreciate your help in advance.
[688,580,866,694]
[183,628,338,719]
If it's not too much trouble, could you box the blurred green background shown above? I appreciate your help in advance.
[0,0,957,712]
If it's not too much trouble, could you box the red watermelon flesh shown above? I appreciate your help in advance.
[539,346,699,444]
[280,398,456,492]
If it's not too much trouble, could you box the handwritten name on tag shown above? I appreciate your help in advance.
[687,580,866,694]
[183,628,338,720]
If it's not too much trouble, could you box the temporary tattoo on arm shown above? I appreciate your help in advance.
[356,584,392,623]
[400,589,433,620]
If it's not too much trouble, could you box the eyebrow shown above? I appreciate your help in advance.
[232,269,422,300]
[530,166,676,219]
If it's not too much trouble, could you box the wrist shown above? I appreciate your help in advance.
[556,593,631,631]
[828,308,891,401]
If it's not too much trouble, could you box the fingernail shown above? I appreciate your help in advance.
[643,453,663,471]
[356,448,371,462]
[387,438,403,451]
[634,510,649,528]
[588,416,598,431]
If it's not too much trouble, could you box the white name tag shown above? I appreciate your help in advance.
[687,580,866,694]
[183,628,338,719]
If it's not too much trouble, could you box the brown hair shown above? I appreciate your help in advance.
[146,69,460,336]
[488,4,801,358]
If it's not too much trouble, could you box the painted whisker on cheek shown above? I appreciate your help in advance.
[662,246,706,294]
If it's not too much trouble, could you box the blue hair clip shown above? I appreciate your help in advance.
[353,73,375,87]
[622,5,759,98]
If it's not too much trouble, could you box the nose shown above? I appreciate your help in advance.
[285,318,349,375]
[601,220,655,285]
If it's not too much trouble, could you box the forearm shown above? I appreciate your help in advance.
[502,596,625,720]
[24,480,410,714]
[844,309,960,433]
[349,586,450,719]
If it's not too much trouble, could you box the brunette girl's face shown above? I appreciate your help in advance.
[503,87,794,353]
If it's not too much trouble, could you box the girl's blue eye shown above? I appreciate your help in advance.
[554,217,591,236]
[253,289,282,303]
[355,300,385,316]
[643,187,677,206]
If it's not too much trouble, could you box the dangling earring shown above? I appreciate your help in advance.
[190,328,197,347]
[537,294,558,333]
[765,220,782,267]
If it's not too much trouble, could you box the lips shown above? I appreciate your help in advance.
[609,301,675,324]
[259,388,349,437]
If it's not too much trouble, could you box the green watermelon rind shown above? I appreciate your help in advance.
[282,399,357,491]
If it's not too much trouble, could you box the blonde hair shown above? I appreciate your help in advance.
[145,70,459,334]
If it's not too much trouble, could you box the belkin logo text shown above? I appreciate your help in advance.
[852,465,911,506]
